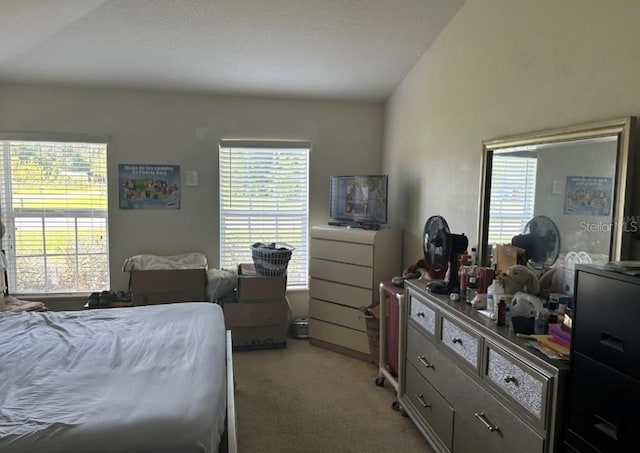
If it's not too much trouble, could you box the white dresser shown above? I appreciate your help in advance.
[309,225,401,360]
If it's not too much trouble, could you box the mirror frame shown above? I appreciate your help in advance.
[477,116,636,268]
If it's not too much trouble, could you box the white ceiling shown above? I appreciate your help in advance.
[0,0,465,101]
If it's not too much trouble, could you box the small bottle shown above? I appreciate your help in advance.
[466,275,478,304]
[497,296,507,326]
[470,247,477,266]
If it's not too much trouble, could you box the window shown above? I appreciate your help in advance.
[0,136,109,294]
[219,141,309,288]
[488,155,537,245]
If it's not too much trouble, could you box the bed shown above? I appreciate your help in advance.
[0,302,237,453]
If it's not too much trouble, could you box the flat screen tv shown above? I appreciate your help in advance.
[330,175,388,226]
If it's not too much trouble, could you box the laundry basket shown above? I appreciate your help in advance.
[250,242,295,276]
[360,306,380,366]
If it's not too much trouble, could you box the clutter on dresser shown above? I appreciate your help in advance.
[392,258,427,287]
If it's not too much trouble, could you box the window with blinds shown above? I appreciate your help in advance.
[0,138,109,294]
[488,155,537,245]
[219,141,309,288]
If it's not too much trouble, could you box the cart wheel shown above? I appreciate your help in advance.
[375,377,385,387]
[391,400,401,411]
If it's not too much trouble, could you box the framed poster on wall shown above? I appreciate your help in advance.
[119,164,180,209]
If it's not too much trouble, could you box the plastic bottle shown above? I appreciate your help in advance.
[486,278,504,319]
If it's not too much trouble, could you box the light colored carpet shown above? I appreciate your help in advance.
[233,339,434,453]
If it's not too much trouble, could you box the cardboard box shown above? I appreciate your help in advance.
[223,299,289,351]
[236,263,287,301]
[131,269,207,305]
[494,245,525,274]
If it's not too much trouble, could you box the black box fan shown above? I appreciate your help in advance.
[423,215,468,294]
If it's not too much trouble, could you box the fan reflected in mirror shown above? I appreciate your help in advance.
[511,215,560,272]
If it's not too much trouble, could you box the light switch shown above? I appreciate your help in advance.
[185,171,199,187]
[552,180,562,194]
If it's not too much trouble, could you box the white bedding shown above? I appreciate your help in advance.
[0,303,227,453]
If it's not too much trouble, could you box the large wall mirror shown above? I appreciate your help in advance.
[478,117,636,291]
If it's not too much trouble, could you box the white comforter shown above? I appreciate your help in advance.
[0,303,227,453]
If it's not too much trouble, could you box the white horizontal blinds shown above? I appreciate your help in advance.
[0,140,109,294]
[219,143,309,288]
[488,156,537,245]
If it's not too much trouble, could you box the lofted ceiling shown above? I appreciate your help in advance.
[0,0,465,101]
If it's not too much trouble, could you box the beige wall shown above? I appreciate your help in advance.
[385,0,640,267]
[0,84,384,314]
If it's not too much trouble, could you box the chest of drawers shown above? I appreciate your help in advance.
[400,280,568,453]
[308,225,400,360]
[564,264,640,453]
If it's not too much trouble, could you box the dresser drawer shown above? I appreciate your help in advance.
[310,238,373,266]
[484,342,548,426]
[406,323,455,400]
[309,319,369,354]
[404,362,454,451]
[309,278,372,309]
[452,367,544,453]
[408,291,437,338]
[309,258,372,288]
[309,298,366,332]
[440,315,480,371]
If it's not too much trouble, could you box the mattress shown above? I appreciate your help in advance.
[0,302,227,453]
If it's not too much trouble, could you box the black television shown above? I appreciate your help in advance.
[329,175,388,226]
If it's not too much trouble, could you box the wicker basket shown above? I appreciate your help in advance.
[250,242,295,276]
[363,313,380,366]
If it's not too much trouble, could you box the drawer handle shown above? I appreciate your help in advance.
[418,356,434,369]
[594,414,618,441]
[416,311,425,318]
[600,332,624,352]
[474,412,500,433]
[503,375,518,385]
[452,337,463,344]
[415,394,431,408]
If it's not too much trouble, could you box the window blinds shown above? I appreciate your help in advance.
[488,156,537,245]
[0,139,109,294]
[219,142,309,288]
